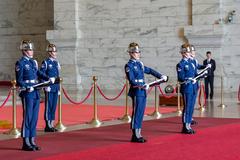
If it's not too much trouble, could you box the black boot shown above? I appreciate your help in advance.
[130,129,146,143]
[51,121,58,132]
[181,123,194,134]
[131,135,147,143]
[22,138,35,151]
[30,137,41,151]
[45,120,55,132]
[44,126,55,132]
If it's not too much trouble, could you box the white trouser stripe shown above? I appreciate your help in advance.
[22,98,26,137]
[131,97,136,129]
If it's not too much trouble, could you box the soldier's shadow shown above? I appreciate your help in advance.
[0,147,20,151]
[99,138,130,142]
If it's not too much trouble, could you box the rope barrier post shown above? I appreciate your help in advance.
[177,82,182,115]
[198,80,205,112]
[218,76,227,108]
[89,76,102,127]
[55,78,66,132]
[120,79,131,123]
[7,80,20,138]
[149,79,162,119]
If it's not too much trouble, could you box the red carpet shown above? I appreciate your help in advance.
[38,123,240,160]
[0,104,176,131]
[0,117,240,160]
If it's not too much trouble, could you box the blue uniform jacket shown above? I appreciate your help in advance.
[176,58,195,94]
[15,56,49,97]
[125,59,162,97]
[190,58,205,91]
[40,58,60,92]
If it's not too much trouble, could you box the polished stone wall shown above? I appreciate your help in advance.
[185,0,240,92]
[47,0,191,90]
[0,0,239,93]
[0,0,53,80]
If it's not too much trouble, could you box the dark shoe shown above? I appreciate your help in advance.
[190,129,196,134]
[181,128,194,134]
[44,127,55,132]
[139,137,147,143]
[32,145,41,151]
[52,128,58,132]
[131,135,147,143]
[22,145,35,151]
[191,120,198,125]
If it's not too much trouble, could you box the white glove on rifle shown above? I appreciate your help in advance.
[207,64,212,68]
[27,86,34,92]
[188,78,196,84]
[143,84,149,90]
[49,77,55,84]
[161,75,168,82]
[45,86,51,92]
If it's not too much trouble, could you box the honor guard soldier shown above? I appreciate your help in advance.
[15,40,54,151]
[176,43,196,134]
[40,44,60,132]
[189,45,206,125]
[125,42,167,143]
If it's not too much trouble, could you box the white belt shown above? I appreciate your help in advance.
[135,79,143,83]
[25,80,38,83]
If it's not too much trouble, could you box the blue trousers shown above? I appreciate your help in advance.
[191,90,198,118]
[44,91,58,121]
[130,96,146,129]
[21,93,40,138]
[182,93,194,124]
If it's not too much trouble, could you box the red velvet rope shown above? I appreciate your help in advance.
[198,86,202,106]
[238,84,240,102]
[147,86,154,95]
[97,84,126,101]
[202,83,207,106]
[198,83,206,107]
[0,89,12,108]
[62,85,93,105]
[157,85,177,99]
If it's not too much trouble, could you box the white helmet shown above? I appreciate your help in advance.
[20,40,34,51]
[180,43,191,53]
[46,44,57,52]
[127,42,141,53]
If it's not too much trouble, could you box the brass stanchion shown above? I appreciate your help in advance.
[120,79,131,123]
[177,82,182,115]
[55,78,66,132]
[198,80,205,112]
[7,80,21,138]
[218,76,227,108]
[89,76,102,127]
[149,84,162,119]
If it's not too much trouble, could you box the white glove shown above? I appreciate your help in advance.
[207,64,212,68]
[45,86,51,92]
[58,91,61,95]
[161,75,168,82]
[27,86,34,92]
[49,77,55,84]
[188,78,197,84]
[143,84,149,90]
[203,70,208,78]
